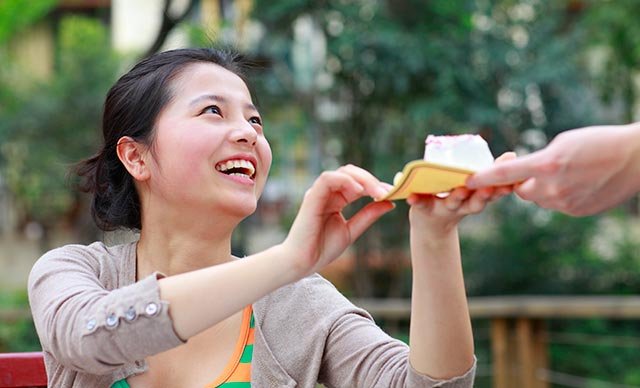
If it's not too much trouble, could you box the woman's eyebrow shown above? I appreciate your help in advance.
[189,94,226,107]
[189,94,258,112]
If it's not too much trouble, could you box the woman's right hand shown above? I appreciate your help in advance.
[280,164,395,277]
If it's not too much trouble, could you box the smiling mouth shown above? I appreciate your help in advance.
[215,159,256,179]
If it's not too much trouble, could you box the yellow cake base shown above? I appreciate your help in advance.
[379,160,474,201]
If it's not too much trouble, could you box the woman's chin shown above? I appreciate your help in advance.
[216,200,258,219]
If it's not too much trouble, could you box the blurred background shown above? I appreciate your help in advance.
[1,0,639,386]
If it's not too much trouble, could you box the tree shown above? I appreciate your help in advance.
[0,0,56,45]
[581,0,640,214]
[0,0,57,140]
[250,0,592,297]
[143,0,198,58]
[0,16,119,247]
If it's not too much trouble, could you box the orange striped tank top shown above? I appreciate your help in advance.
[111,305,254,388]
[206,305,254,387]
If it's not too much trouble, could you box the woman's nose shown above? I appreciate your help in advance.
[230,120,257,146]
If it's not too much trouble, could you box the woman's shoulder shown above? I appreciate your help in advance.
[29,241,137,287]
[37,241,135,266]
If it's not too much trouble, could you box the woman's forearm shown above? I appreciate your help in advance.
[408,227,474,379]
[159,244,301,339]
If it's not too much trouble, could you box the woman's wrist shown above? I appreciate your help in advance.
[409,216,459,240]
[267,243,310,283]
[410,225,460,261]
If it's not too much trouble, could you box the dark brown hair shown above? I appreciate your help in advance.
[76,48,246,231]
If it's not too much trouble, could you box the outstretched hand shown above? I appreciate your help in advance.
[408,152,516,233]
[281,164,395,277]
[466,125,640,216]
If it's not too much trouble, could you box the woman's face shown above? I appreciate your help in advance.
[143,62,272,219]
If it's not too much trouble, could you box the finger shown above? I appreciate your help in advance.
[338,164,390,200]
[380,182,395,191]
[406,193,419,207]
[462,189,491,214]
[495,185,514,196]
[407,193,435,208]
[302,171,365,212]
[326,173,366,204]
[346,201,396,240]
[494,151,517,163]
[489,185,513,201]
[466,151,545,189]
[444,187,472,210]
[514,177,539,202]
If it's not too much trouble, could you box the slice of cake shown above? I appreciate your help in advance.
[423,134,494,171]
[392,134,495,187]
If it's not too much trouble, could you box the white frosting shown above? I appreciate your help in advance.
[423,134,494,171]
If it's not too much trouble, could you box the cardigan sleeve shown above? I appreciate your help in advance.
[301,275,476,387]
[319,310,476,387]
[28,244,184,375]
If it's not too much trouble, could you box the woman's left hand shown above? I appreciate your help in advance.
[408,152,516,233]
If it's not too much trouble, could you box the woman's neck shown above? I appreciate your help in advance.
[135,222,236,279]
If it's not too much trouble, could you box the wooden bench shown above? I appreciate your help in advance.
[0,352,47,388]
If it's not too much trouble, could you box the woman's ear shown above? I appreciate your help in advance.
[116,136,151,181]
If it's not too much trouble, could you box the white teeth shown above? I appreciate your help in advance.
[216,159,256,177]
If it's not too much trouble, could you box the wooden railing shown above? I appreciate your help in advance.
[352,296,640,388]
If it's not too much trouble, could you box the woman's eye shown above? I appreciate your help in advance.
[249,116,262,125]
[202,105,222,116]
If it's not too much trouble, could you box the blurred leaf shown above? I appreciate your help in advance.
[0,0,57,44]
[0,16,119,229]
[0,289,40,352]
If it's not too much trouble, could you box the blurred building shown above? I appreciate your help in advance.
[9,0,255,79]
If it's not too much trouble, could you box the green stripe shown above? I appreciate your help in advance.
[111,380,130,388]
[218,382,251,387]
[249,313,255,328]
[239,344,253,363]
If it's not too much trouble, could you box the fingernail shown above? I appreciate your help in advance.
[381,182,394,191]
[465,177,477,189]
[375,185,390,198]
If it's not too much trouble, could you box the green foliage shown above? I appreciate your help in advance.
[0,16,119,227]
[184,23,215,48]
[463,198,640,296]
[0,290,40,352]
[0,0,57,44]
[252,0,592,164]
[549,319,640,386]
[581,0,640,122]
[249,4,640,381]
[249,0,600,301]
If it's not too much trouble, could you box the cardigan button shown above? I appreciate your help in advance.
[125,306,137,322]
[106,313,119,328]
[86,318,97,332]
[145,302,159,316]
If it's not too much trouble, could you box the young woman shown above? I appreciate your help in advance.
[28,48,511,387]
